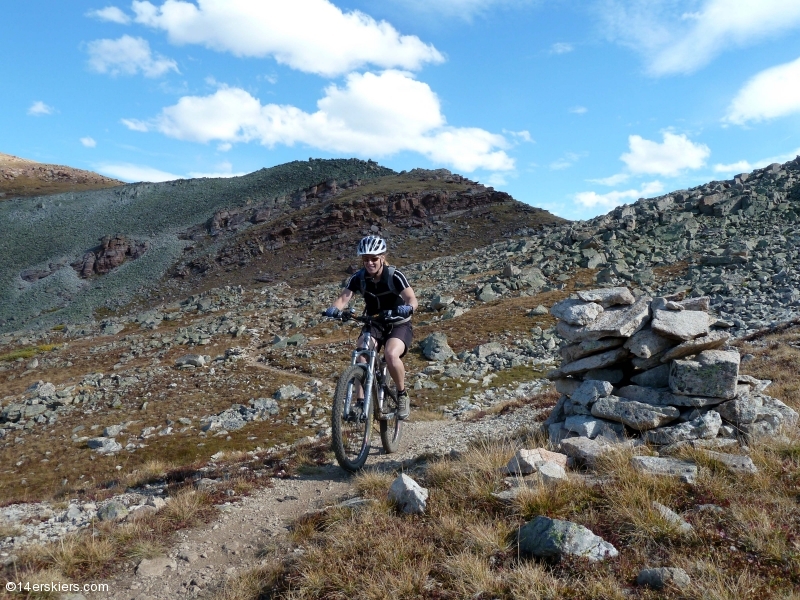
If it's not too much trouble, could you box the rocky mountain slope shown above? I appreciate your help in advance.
[0,154,798,597]
[0,153,122,200]
[0,159,560,333]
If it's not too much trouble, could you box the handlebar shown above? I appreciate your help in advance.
[320,309,401,326]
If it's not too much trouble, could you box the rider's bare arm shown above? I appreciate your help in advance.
[400,286,418,311]
[332,288,354,311]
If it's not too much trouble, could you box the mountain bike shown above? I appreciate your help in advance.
[324,309,404,472]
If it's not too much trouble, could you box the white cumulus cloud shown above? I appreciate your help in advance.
[87,35,179,77]
[575,180,664,209]
[549,152,584,171]
[550,42,574,54]
[80,137,97,148]
[187,160,245,178]
[601,0,800,76]
[503,129,533,143]
[713,160,752,174]
[28,101,55,116]
[130,0,443,77]
[725,55,800,124]
[96,162,182,182]
[122,70,514,172]
[621,132,710,176]
[588,173,629,186]
[87,6,131,24]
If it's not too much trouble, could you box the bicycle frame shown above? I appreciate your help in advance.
[344,327,392,421]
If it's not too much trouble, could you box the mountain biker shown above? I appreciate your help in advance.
[324,235,418,420]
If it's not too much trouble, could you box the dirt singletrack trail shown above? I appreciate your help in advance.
[95,419,449,600]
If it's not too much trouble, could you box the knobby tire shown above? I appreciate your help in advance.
[379,378,403,454]
[331,364,372,472]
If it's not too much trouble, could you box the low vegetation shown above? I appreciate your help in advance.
[216,335,800,600]
[0,344,59,362]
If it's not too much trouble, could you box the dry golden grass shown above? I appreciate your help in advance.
[26,533,117,580]
[12,487,218,586]
[737,326,800,410]
[213,562,285,600]
[159,489,215,529]
[0,567,72,600]
[232,398,800,600]
[0,523,22,539]
[352,469,395,499]
[120,459,173,488]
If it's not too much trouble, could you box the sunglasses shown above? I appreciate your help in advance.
[362,255,382,263]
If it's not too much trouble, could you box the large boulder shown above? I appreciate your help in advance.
[549,347,629,378]
[560,338,625,363]
[617,385,726,408]
[550,299,604,326]
[570,380,615,406]
[559,436,613,466]
[651,309,709,341]
[642,411,722,445]
[660,331,731,362]
[591,397,680,430]
[517,516,618,562]
[576,287,635,307]
[556,296,651,343]
[624,328,675,359]
[669,350,740,400]
[716,393,762,425]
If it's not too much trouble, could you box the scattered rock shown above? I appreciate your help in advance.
[419,332,455,361]
[517,516,618,562]
[136,556,177,578]
[630,456,698,483]
[388,474,428,515]
[637,567,691,590]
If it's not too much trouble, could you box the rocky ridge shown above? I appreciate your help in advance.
[0,152,122,199]
[0,158,396,333]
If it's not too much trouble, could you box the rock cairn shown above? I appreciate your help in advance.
[545,286,798,450]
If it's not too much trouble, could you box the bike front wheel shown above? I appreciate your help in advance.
[378,378,403,454]
[331,364,373,472]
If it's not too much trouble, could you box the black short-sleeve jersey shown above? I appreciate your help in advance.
[345,266,410,314]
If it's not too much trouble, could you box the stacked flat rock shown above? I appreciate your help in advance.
[545,287,798,449]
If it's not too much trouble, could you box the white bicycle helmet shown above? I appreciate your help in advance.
[357,235,387,256]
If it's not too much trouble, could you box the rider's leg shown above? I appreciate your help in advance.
[384,338,406,392]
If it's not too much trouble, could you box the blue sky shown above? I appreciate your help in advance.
[3,0,800,220]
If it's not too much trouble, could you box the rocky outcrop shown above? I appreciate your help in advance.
[73,235,149,278]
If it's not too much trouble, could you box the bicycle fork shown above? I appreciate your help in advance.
[345,345,377,422]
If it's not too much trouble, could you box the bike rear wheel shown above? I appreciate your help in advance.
[331,364,372,472]
[378,377,403,454]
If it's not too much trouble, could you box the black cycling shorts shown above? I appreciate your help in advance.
[361,322,413,358]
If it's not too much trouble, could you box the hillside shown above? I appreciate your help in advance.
[0,156,798,599]
[0,153,123,200]
[0,159,561,333]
